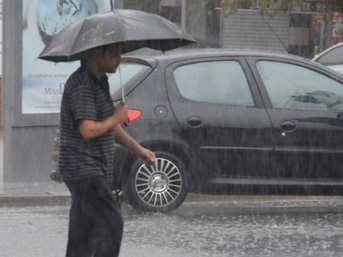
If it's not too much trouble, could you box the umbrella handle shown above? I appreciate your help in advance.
[118,65,128,126]
[119,65,125,103]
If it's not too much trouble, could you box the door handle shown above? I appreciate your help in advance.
[187,116,202,127]
[280,120,296,132]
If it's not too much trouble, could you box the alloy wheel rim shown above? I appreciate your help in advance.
[135,157,183,207]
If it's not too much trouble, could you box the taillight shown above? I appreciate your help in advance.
[127,109,142,122]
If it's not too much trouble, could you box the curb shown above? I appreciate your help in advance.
[1,194,343,215]
[0,195,71,208]
[173,199,343,215]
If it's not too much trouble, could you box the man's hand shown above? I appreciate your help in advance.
[138,147,155,166]
[114,123,155,165]
[113,102,129,125]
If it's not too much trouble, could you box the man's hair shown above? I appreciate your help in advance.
[80,44,110,66]
[96,44,110,56]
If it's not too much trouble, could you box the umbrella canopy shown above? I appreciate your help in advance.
[38,9,196,62]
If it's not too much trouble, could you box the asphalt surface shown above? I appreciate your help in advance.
[2,205,343,257]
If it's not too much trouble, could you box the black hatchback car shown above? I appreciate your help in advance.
[57,49,343,213]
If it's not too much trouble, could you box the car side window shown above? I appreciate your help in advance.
[257,61,343,111]
[173,61,254,106]
[316,46,343,66]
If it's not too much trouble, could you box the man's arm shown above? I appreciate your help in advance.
[114,124,155,165]
[79,102,128,139]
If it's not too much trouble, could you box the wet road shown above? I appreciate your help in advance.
[1,204,343,257]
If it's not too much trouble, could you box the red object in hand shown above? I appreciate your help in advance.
[125,109,142,125]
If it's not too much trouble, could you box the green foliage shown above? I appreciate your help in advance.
[257,0,305,16]
[123,0,343,19]
[203,0,342,17]
[218,0,306,16]
[220,0,238,16]
[123,0,160,12]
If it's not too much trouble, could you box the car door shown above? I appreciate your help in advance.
[248,57,343,182]
[165,56,274,181]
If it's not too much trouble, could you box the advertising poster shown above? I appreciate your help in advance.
[22,0,111,114]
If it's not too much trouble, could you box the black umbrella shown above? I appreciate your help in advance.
[38,9,196,62]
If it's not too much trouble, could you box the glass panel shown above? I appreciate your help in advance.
[257,61,343,111]
[316,46,343,66]
[107,63,151,95]
[174,61,254,106]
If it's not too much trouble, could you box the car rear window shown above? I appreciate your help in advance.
[108,62,152,101]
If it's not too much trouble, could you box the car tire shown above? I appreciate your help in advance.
[125,151,188,213]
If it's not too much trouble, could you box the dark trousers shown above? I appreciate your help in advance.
[64,176,123,257]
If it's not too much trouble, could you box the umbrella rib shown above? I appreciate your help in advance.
[114,9,125,44]
[70,20,89,58]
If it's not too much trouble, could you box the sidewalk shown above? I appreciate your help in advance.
[0,181,71,207]
[0,130,3,195]
[0,129,69,207]
[1,179,343,214]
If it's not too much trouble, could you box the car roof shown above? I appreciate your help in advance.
[123,47,311,65]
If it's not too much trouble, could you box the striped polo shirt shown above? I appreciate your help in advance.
[58,66,115,183]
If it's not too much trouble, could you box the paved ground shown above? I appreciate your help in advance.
[0,130,3,195]
[2,205,343,257]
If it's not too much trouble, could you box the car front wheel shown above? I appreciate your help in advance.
[125,152,187,213]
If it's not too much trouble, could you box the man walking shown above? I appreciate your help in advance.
[58,42,155,257]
